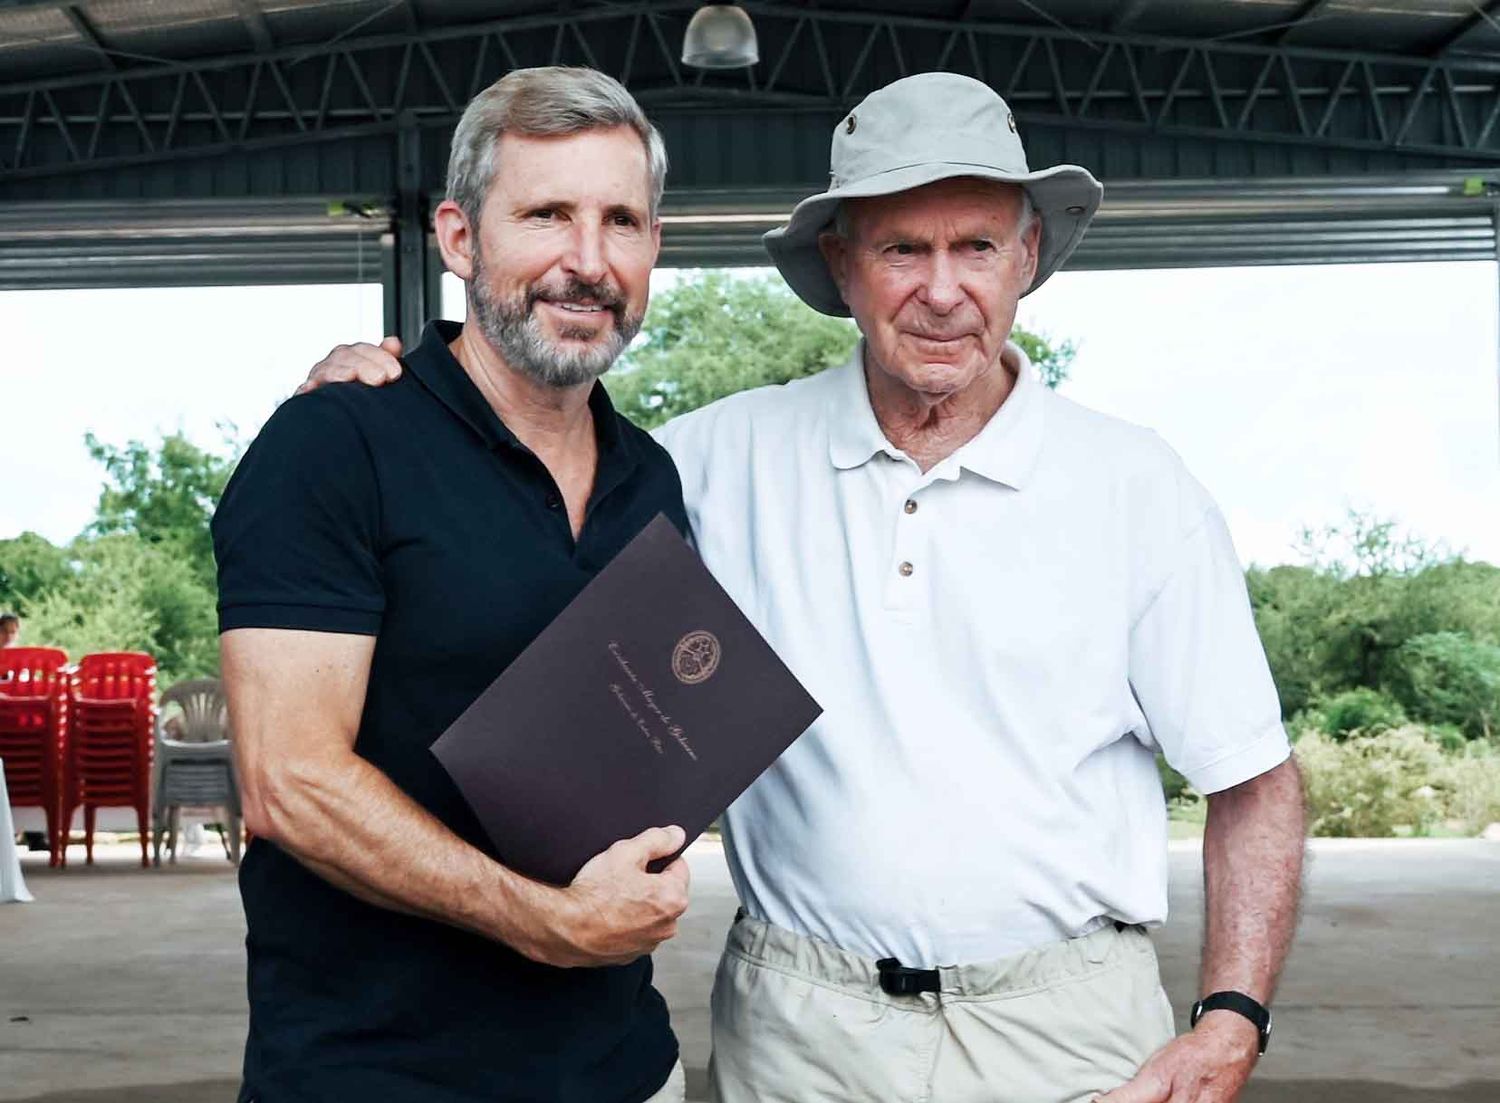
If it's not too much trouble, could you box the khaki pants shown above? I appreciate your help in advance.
[708,915,1176,1103]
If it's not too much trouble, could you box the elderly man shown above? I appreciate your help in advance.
[214,68,691,1103]
[306,73,1304,1103]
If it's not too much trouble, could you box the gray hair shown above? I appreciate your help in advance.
[446,66,669,225]
[832,184,1038,241]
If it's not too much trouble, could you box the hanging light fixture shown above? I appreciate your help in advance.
[681,4,759,69]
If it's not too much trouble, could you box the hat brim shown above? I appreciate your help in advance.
[763,161,1103,317]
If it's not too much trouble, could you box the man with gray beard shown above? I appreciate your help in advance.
[211,67,692,1103]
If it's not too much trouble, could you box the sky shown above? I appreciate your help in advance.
[1,259,1496,569]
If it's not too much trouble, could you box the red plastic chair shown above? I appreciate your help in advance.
[0,646,70,696]
[0,647,70,866]
[62,652,157,868]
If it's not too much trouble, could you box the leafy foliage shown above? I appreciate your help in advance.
[1248,513,1500,732]
[1297,727,1450,837]
[1387,632,1500,741]
[0,531,72,615]
[1297,726,1500,837]
[1306,687,1409,742]
[1,434,231,683]
[86,429,238,588]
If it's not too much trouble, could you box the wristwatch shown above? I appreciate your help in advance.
[1190,991,1272,1055]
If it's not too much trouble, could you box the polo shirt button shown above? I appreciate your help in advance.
[898,561,914,577]
[904,499,918,514]
[546,495,562,510]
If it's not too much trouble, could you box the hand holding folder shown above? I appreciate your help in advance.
[494,823,691,968]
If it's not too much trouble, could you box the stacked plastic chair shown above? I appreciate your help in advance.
[62,652,157,868]
[153,678,242,866]
[0,647,70,866]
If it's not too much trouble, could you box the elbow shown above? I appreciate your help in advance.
[238,773,285,844]
[239,756,329,846]
[239,793,278,843]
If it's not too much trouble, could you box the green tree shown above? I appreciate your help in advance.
[1246,564,1354,716]
[1387,632,1500,741]
[86,429,239,587]
[23,534,218,683]
[606,272,1075,430]
[0,531,71,615]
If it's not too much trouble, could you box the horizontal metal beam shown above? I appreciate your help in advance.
[2,174,1496,289]
[3,1,1500,189]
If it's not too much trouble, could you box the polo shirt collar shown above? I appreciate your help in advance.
[826,338,1046,490]
[404,320,633,463]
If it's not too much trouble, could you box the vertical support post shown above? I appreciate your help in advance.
[425,236,447,321]
[380,229,398,339]
[382,112,433,347]
[1494,203,1500,464]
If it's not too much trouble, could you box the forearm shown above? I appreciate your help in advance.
[1200,756,1306,1003]
[257,747,541,944]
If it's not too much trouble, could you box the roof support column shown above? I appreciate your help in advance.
[382,112,441,347]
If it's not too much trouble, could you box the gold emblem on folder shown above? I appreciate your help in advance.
[672,631,721,685]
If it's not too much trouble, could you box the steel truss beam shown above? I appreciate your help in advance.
[4,0,1500,184]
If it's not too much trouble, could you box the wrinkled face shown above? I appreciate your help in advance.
[461,126,659,387]
[820,178,1039,400]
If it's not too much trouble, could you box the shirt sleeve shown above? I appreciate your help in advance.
[212,390,385,636]
[1128,502,1291,795]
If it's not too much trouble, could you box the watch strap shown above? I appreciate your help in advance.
[1191,990,1271,1054]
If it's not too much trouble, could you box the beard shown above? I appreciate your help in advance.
[468,248,643,388]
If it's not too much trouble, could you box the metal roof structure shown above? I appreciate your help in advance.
[1,0,1498,342]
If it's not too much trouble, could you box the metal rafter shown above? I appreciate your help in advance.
[1275,0,1341,45]
[1108,0,1151,33]
[4,1,1500,183]
[228,0,275,53]
[1434,0,1500,57]
[59,4,114,70]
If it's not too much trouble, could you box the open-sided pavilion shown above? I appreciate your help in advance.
[0,0,1497,361]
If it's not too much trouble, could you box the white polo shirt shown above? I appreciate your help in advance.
[653,341,1290,968]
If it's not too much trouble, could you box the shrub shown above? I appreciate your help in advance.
[1296,727,1449,837]
[1310,688,1408,741]
[1441,741,1500,835]
[1386,632,1500,741]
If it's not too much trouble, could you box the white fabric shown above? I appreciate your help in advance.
[0,759,35,903]
[654,341,1290,968]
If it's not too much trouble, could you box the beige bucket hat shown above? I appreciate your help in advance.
[763,72,1103,317]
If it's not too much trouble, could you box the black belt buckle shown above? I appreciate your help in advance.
[876,957,940,996]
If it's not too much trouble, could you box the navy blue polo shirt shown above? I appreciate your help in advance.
[212,320,688,1103]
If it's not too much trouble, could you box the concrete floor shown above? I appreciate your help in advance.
[1,837,1496,1102]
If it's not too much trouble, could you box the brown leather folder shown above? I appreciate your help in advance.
[431,513,822,885]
